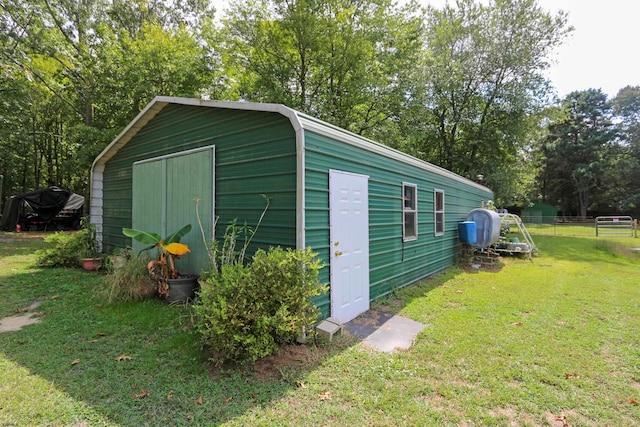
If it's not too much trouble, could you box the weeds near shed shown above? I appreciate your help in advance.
[196,194,271,276]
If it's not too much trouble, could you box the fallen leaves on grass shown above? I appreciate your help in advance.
[295,380,306,388]
[70,359,80,366]
[115,355,132,362]
[512,322,523,326]
[166,391,173,400]
[134,389,149,399]
[223,397,232,404]
[196,396,203,405]
[564,373,579,379]
[629,398,639,405]
[319,391,332,401]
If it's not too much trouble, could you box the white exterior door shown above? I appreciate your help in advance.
[329,170,370,323]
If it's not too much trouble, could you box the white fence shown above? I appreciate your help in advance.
[522,216,638,237]
[595,216,634,237]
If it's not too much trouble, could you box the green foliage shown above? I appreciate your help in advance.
[35,231,85,268]
[0,0,219,197]
[4,0,637,219]
[198,194,270,278]
[122,224,192,248]
[195,247,326,365]
[609,86,640,215]
[221,0,423,135]
[122,224,192,281]
[404,0,571,199]
[102,248,155,303]
[78,217,100,258]
[539,89,615,215]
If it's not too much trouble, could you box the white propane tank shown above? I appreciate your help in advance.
[466,208,501,249]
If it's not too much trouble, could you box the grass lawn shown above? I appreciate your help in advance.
[1,231,639,426]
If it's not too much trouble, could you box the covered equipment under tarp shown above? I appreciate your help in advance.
[0,186,79,231]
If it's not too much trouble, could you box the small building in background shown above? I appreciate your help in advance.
[522,202,558,224]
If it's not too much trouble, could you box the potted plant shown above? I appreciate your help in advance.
[79,217,102,271]
[122,224,198,303]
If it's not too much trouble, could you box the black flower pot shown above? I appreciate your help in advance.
[165,274,199,304]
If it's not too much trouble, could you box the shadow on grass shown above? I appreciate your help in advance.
[0,261,354,426]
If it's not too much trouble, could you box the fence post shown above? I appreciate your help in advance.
[635,219,638,238]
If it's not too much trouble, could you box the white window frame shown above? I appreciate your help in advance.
[402,183,418,241]
[434,189,445,236]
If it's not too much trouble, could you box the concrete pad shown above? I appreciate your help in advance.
[0,314,41,333]
[345,310,427,353]
[0,298,44,333]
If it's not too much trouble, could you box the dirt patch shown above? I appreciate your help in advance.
[251,343,332,380]
[208,338,352,381]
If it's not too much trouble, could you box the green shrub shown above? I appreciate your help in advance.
[35,231,85,268]
[195,247,326,365]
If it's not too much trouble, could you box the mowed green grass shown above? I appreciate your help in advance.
[1,231,639,426]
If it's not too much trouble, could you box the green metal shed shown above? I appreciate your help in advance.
[91,96,493,322]
[522,202,558,224]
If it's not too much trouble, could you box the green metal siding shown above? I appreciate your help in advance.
[102,105,297,267]
[304,131,492,318]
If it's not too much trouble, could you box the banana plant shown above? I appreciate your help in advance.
[122,225,192,295]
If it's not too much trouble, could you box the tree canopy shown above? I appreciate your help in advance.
[2,0,636,218]
[399,0,570,206]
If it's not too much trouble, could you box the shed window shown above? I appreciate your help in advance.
[403,183,417,241]
[434,189,445,236]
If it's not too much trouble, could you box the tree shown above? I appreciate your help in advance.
[609,86,640,215]
[0,0,220,200]
[219,0,424,136]
[401,0,570,206]
[539,89,615,217]
[94,23,217,129]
